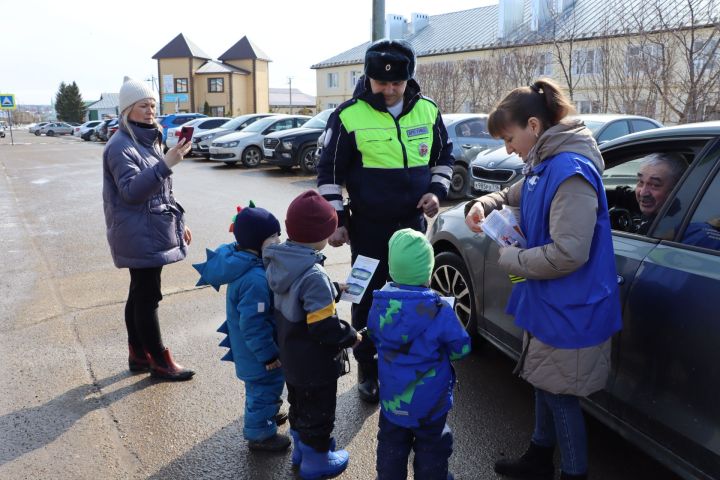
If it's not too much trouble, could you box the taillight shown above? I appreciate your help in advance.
[174,131,180,136]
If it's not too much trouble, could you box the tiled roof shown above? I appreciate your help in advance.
[152,33,212,60]
[87,93,119,110]
[218,36,272,62]
[269,88,315,107]
[312,0,718,68]
[195,60,251,75]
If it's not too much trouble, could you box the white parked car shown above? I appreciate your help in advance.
[28,122,49,134]
[74,121,102,139]
[193,113,275,158]
[165,117,229,149]
[36,122,74,136]
[209,115,310,167]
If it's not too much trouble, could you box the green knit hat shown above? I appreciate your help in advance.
[388,228,434,286]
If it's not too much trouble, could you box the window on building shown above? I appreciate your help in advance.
[693,38,720,75]
[575,100,601,114]
[625,44,663,76]
[536,52,553,76]
[175,78,188,93]
[208,78,224,93]
[327,73,339,89]
[210,106,225,117]
[350,70,362,87]
[572,48,603,75]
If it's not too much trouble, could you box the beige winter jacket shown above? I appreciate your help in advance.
[467,119,613,396]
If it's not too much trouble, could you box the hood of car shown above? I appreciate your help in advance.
[198,126,233,138]
[470,146,523,169]
[264,126,323,139]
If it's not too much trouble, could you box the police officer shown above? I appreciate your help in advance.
[317,39,454,403]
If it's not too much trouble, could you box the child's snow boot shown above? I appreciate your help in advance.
[297,440,348,479]
[290,430,336,468]
[248,432,291,452]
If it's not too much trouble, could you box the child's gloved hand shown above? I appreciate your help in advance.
[265,358,282,371]
[337,283,348,292]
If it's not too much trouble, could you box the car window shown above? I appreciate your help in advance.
[679,170,720,252]
[172,117,191,126]
[295,118,309,128]
[455,119,490,138]
[201,119,227,129]
[597,121,630,143]
[269,118,295,132]
[631,120,659,133]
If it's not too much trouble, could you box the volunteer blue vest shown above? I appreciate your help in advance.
[506,152,622,348]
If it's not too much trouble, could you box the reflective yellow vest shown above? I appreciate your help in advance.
[339,98,438,169]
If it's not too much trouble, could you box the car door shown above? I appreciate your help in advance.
[611,140,720,477]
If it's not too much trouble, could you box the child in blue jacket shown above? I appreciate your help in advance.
[368,228,471,480]
[194,203,290,452]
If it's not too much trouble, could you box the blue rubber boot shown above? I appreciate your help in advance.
[297,440,349,480]
[291,430,336,468]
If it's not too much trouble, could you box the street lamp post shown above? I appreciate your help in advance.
[288,77,294,114]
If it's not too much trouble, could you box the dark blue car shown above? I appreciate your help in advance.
[429,121,720,480]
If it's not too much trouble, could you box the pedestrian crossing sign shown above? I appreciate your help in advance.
[0,94,16,110]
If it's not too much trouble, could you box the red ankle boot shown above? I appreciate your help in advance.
[128,344,150,372]
[146,348,195,381]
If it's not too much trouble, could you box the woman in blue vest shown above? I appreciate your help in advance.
[465,79,622,480]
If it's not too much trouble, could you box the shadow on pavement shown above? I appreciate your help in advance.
[0,371,153,465]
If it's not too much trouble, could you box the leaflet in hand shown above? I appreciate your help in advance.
[341,255,380,304]
[481,207,527,248]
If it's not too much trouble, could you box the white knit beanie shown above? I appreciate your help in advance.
[118,76,158,113]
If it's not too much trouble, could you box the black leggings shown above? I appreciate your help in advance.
[125,267,164,357]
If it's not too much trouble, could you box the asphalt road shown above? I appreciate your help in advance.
[0,130,679,479]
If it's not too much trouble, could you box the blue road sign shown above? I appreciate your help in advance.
[0,94,16,110]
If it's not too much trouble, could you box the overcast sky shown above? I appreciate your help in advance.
[3,0,495,106]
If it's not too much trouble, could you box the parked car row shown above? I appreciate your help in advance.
[429,120,720,480]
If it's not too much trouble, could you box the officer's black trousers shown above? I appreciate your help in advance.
[348,213,426,365]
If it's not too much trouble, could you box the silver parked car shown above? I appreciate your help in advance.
[429,121,720,480]
[28,122,49,134]
[193,113,275,158]
[36,122,74,136]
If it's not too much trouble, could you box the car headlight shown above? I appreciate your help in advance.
[282,140,294,150]
[223,141,239,148]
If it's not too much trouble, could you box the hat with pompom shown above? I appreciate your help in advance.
[229,201,281,254]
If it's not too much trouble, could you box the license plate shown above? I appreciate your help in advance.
[474,181,502,192]
[263,149,274,157]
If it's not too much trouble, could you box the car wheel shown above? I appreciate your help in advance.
[47,130,55,136]
[447,164,469,200]
[34,131,41,136]
[299,146,318,174]
[241,146,262,168]
[431,251,478,337]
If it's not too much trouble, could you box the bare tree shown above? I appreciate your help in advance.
[416,61,468,113]
[636,0,720,122]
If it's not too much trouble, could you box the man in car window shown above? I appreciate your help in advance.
[635,153,687,234]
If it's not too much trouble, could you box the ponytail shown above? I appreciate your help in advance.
[488,77,575,138]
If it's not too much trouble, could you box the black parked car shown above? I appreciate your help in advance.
[429,121,720,480]
[263,109,333,173]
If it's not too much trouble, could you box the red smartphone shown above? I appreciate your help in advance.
[179,126,194,144]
